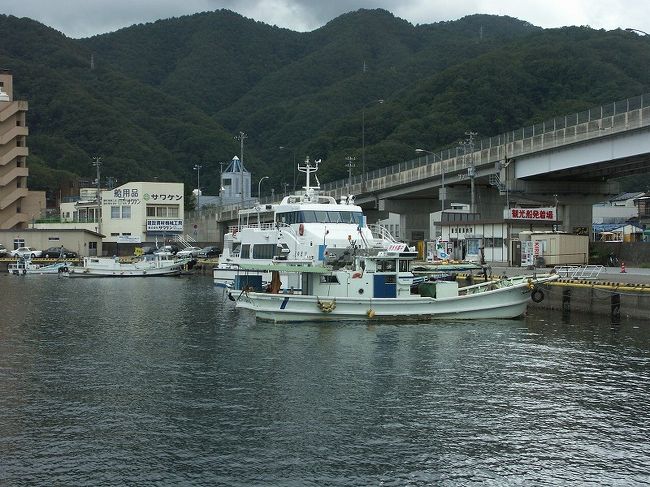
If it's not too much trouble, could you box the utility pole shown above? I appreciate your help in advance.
[465,131,477,214]
[92,156,102,235]
[345,156,356,197]
[193,164,202,212]
[235,131,247,207]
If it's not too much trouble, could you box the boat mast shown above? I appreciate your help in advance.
[297,157,321,201]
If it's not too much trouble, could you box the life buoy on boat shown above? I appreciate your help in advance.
[299,223,304,236]
[531,288,545,303]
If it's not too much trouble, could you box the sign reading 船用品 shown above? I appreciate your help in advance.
[504,207,556,221]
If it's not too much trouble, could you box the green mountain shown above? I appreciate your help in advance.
[0,9,648,203]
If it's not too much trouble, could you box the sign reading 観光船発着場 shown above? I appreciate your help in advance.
[504,207,556,221]
[146,219,183,231]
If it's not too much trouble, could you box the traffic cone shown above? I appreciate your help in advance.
[620,262,627,273]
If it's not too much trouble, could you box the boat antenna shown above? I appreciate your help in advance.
[297,157,321,200]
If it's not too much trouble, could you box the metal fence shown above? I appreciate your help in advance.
[220,93,650,212]
[320,93,650,197]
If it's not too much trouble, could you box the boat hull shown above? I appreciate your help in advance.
[235,281,537,322]
[68,267,182,277]
[8,262,72,275]
[67,256,190,277]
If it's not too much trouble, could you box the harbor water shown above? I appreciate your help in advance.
[1,275,649,485]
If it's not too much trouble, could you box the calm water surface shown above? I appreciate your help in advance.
[1,274,649,485]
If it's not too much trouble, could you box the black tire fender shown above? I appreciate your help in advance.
[531,288,544,303]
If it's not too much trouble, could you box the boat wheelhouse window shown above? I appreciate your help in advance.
[252,243,276,259]
[399,260,410,272]
[320,275,340,284]
[240,244,250,259]
[377,259,397,272]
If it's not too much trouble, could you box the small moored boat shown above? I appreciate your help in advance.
[67,254,191,277]
[232,243,558,322]
[8,259,73,276]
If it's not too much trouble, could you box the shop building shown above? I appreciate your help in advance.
[60,181,184,254]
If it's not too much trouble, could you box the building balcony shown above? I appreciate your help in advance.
[0,126,28,145]
[0,146,28,166]
[0,100,28,122]
[0,210,28,230]
[0,187,28,210]
[0,166,28,186]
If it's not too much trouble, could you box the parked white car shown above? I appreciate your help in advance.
[176,246,202,258]
[10,246,43,258]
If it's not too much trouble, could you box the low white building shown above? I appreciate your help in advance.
[60,181,185,253]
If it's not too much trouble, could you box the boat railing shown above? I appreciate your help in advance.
[275,222,298,238]
[229,222,277,234]
[367,223,399,244]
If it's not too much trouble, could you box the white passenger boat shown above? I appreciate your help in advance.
[67,254,191,277]
[214,157,404,290]
[8,259,73,275]
[232,243,558,322]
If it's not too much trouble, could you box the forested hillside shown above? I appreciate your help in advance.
[0,9,648,203]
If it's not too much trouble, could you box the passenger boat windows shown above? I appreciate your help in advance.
[240,244,250,259]
[320,275,339,284]
[314,211,329,223]
[399,260,410,272]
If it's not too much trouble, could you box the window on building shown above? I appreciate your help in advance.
[121,206,131,219]
[111,206,120,218]
[13,238,25,249]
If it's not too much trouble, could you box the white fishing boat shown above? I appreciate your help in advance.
[232,243,558,322]
[8,259,73,275]
[67,254,191,277]
[214,157,404,290]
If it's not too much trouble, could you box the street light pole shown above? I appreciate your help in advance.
[415,149,445,211]
[193,164,202,212]
[258,176,269,200]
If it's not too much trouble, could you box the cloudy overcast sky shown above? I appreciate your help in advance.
[2,0,649,38]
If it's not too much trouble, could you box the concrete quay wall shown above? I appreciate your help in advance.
[530,281,650,321]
